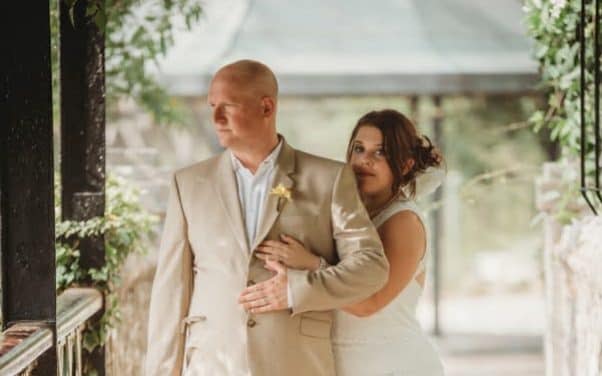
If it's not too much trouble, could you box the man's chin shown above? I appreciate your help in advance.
[216,135,233,148]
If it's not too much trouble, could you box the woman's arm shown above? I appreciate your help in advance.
[342,210,426,317]
[256,234,323,271]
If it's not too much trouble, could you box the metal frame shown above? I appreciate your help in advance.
[580,0,602,214]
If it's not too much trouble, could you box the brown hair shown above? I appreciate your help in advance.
[346,109,444,198]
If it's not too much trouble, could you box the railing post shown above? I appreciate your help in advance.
[59,0,107,373]
[0,0,58,373]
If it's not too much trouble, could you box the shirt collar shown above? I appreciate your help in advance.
[230,137,284,173]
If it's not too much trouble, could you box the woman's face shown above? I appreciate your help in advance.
[349,125,394,198]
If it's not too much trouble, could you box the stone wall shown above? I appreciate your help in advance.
[536,161,602,376]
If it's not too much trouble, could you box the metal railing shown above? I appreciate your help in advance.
[0,288,103,376]
[580,0,602,214]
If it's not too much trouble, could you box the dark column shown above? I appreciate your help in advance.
[409,95,420,124]
[59,0,106,373]
[60,0,106,223]
[431,95,444,336]
[0,0,58,373]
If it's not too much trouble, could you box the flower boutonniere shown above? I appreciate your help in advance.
[270,183,293,212]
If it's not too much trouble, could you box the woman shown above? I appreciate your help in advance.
[257,109,445,375]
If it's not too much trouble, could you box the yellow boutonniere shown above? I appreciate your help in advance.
[270,183,293,211]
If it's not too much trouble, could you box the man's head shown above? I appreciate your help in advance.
[207,60,279,152]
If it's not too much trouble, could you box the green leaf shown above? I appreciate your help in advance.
[85,2,97,17]
[94,9,107,34]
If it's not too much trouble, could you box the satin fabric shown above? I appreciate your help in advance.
[145,139,389,375]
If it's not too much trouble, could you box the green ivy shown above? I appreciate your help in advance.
[524,0,597,154]
[524,0,601,214]
[51,0,203,125]
[55,175,158,360]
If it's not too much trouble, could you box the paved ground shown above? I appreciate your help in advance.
[442,351,544,376]
[433,334,544,376]
[419,290,546,375]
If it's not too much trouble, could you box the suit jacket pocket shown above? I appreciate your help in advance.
[182,315,207,348]
[299,316,331,339]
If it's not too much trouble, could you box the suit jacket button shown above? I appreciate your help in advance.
[246,280,255,287]
[247,318,256,328]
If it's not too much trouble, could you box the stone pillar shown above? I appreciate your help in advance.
[536,161,602,376]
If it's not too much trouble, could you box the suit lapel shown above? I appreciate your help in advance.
[250,141,296,252]
[211,151,249,253]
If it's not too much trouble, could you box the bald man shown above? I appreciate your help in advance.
[145,60,389,375]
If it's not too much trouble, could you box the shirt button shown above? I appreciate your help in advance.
[247,318,256,328]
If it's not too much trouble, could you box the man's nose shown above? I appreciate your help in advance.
[213,106,225,123]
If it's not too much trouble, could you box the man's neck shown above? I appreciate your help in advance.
[232,135,280,174]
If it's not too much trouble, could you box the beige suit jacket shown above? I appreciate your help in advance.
[145,140,388,375]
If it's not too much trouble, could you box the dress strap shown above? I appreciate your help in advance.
[372,199,424,230]
[373,199,429,279]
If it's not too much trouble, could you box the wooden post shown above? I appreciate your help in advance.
[59,0,106,373]
[0,0,58,373]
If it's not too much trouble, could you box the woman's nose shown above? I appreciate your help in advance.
[360,153,374,166]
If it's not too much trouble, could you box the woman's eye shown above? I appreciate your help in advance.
[375,149,385,156]
[353,145,363,153]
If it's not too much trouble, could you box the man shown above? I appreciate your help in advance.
[145,60,389,375]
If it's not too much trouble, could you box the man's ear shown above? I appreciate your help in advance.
[261,96,276,117]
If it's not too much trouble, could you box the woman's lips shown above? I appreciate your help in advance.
[354,171,375,178]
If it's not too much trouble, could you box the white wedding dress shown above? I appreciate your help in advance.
[332,198,445,376]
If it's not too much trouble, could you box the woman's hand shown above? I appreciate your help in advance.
[256,234,321,271]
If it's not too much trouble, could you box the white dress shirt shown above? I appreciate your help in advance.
[230,140,283,245]
[230,139,294,307]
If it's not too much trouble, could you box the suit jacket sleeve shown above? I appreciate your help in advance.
[145,173,193,375]
[288,164,389,314]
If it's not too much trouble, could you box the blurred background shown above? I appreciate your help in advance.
[9,0,602,375]
[103,0,549,375]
